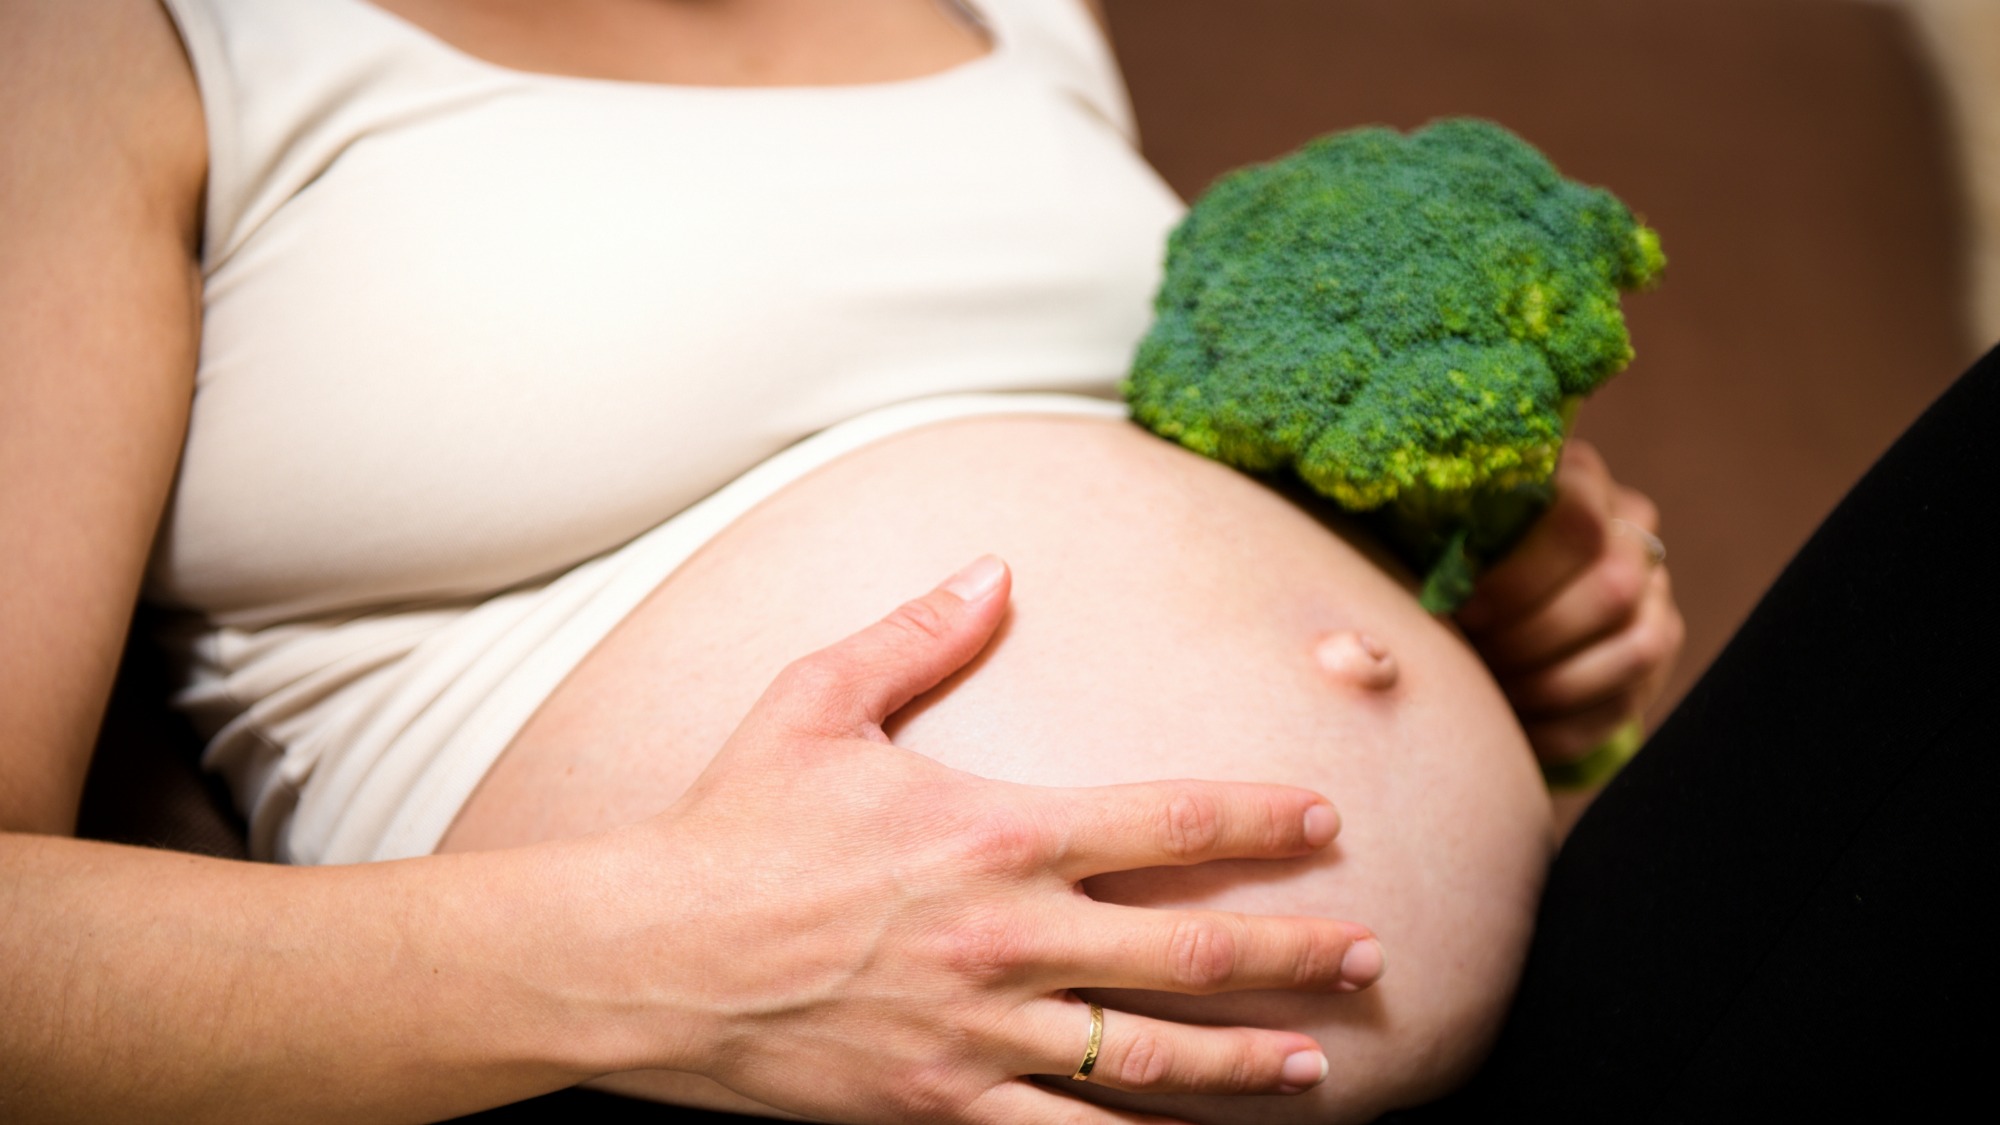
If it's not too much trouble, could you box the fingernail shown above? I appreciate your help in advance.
[1303,803,1340,848]
[1340,939,1385,989]
[941,555,1006,602]
[1278,1050,1329,1092]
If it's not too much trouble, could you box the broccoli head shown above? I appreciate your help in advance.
[1125,118,1664,610]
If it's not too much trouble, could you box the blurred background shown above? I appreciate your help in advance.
[1101,0,1987,717]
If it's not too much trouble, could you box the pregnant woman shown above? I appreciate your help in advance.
[0,1,1683,1122]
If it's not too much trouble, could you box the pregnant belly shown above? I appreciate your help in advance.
[441,414,1555,1122]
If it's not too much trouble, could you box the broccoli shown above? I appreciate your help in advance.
[1125,118,1664,611]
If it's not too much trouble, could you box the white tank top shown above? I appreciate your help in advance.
[152,0,1181,625]
[151,0,1186,862]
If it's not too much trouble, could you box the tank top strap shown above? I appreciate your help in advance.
[160,0,520,274]
[975,0,1141,142]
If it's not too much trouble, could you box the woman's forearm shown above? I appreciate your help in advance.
[0,830,621,1124]
[3,567,1387,1125]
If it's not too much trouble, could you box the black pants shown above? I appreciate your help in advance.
[466,354,2000,1124]
[1399,348,2000,1121]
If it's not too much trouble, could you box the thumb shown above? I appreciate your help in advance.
[765,556,1011,736]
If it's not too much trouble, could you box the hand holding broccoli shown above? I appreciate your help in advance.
[1458,440,1685,772]
[1125,118,1664,612]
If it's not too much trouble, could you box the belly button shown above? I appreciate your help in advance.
[1313,630,1399,691]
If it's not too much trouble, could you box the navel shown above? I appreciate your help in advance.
[1313,629,1399,691]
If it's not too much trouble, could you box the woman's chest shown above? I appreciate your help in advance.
[156,83,1182,621]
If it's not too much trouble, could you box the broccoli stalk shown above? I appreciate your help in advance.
[1125,119,1664,612]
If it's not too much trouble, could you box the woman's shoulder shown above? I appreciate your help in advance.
[2,0,207,208]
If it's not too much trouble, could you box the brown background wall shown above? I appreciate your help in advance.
[1103,0,1978,716]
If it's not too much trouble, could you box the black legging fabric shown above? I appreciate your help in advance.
[463,353,1999,1124]
[1397,348,2000,1122]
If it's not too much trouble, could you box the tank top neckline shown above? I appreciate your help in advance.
[338,0,1014,97]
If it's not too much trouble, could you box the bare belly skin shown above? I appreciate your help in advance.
[439,415,1555,1122]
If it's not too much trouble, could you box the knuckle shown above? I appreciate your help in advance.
[933,909,1032,983]
[1161,790,1224,860]
[774,654,849,703]
[1116,1030,1175,1090]
[1189,1036,1262,1094]
[1296,927,1351,987]
[1259,793,1304,852]
[957,809,1047,877]
[1167,916,1238,992]
[884,596,953,646]
[766,656,859,732]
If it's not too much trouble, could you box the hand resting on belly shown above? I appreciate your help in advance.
[442,415,1556,1123]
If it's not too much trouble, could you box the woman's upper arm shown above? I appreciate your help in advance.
[0,0,206,834]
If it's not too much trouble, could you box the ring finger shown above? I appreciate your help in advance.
[1016,996,1330,1096]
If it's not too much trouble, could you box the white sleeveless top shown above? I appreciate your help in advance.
[152,0,1185,863]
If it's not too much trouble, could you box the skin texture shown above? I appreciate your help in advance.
[0,0,1679,1119]
[443,418,1559,1123]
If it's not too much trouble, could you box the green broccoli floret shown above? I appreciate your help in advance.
[1125,118,1664,611]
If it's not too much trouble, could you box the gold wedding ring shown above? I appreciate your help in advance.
[1071,1002,1104,1081]
[1610,518,1667,568]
